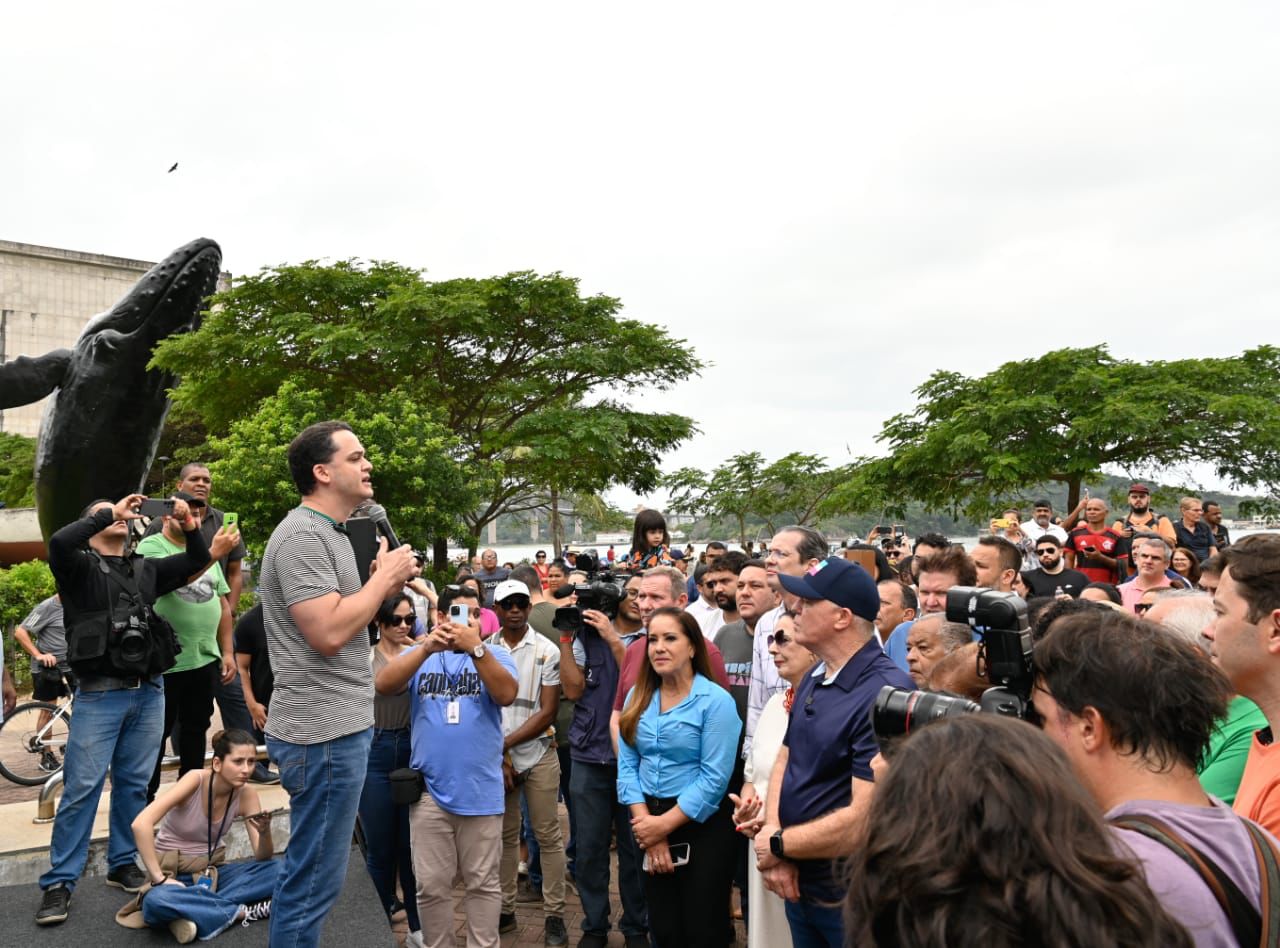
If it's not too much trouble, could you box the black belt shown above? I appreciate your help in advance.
[77,674,145,692]
[644,795,679,816]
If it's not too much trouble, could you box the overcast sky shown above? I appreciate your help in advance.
[7,2,1279,507]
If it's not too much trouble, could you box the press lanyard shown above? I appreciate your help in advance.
[207,773,233,866]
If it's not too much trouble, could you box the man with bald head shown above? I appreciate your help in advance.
[904,615,972,687]
[1064,498,1127,585]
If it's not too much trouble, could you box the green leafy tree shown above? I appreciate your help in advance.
[204,381,473,562]
[666,452,847,548]
[0,432,37,508]
[824,345,1280,521]
[152,263,700,565]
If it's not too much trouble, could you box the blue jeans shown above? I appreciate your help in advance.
[568,759,647,937]
[141,859,281,939]
[39,677,165,892]
[784,897,845,948]
[357,727,419,931]
[267,727,372,948]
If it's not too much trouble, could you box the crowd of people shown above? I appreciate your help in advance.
[21,418,1280,948]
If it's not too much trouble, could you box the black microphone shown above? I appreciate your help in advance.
[551,585,578,600]
[360,501,402,551]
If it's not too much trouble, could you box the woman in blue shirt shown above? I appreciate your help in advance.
[617,607,741,947]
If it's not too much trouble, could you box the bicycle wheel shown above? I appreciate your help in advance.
[0,701,71,786]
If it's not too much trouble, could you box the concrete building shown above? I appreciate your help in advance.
[0,238,231,437]
[0,239,159,437]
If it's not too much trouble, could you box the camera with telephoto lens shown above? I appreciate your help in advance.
[871,587,1037,751]
[552,548,626,635]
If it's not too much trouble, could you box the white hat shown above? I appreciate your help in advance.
[493,579,531,603]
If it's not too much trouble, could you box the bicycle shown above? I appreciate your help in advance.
[0,673,75,786]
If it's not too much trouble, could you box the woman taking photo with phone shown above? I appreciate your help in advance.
[124,729,280,943]
[617,607,741,948]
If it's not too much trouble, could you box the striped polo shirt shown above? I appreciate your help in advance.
[261,506,372,744]
[486,625,561,772]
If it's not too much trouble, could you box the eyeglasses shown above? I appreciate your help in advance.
[496,597,531,610]
[1036,549,1058,556]
[536,554,546,559]
[1134,603,1153,614]
[624,588,640,598]
[386,614,417,627]
[767,630,791,647]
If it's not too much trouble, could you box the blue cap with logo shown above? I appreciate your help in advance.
[777,556,879,622]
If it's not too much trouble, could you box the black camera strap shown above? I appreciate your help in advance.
[87,550,145,608]
[1111,813,1280,947]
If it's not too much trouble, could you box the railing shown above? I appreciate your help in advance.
[35,744,271,823]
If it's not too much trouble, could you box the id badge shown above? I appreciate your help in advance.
[194,873,213,890]
[446,700,460,725]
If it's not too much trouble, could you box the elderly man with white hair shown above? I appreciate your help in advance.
[1145,588,1266,805]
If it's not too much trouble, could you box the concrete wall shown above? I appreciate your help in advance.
[0,240,157,438]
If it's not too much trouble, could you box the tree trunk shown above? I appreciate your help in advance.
[737,515,749,551]
[432,536,449,571]
[549,487,563,556]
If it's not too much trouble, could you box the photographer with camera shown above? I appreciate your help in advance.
[35,493,210,926]
[1035,609,1277,944]
[558,567,651,947]
[753,557,912,948]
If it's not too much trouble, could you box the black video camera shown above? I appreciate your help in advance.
[871,587,1037,749]
[552,548,626,635]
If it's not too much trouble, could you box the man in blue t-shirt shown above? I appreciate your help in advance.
[753,556,913,948]
[374,585,518,947]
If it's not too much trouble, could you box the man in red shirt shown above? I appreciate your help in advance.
[1064,498,1127,584]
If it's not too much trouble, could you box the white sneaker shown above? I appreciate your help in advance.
[168,918,197,944]
[241,899,272,926]
[405,931,425,948]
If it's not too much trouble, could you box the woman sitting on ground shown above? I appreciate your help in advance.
[845,714,1192,947]
[124,729,280,943]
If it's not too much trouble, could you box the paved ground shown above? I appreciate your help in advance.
[1,694,749,946]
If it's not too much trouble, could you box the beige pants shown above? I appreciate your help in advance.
[410,791,503,948]
[500,743,567,916]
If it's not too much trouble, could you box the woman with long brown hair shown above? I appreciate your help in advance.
[845,714,1193,947]
[616,607,741,947]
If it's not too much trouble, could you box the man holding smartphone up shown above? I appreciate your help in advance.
[375,583,518,948]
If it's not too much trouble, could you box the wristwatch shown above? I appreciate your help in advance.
[472,643,487,660]
[769,829,785,859]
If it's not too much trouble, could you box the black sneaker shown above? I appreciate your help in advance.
[499,912,518,934]
[545,915,568,946]
[36,884,70,925]
[517,879,543,903]
[241,899,272,926]
[106,863,148,892]
[39,750,61,773]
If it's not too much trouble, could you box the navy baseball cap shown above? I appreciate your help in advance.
[777,556,879,621]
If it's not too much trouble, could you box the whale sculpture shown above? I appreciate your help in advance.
[0,237,222,541]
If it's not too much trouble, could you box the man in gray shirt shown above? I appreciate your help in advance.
[260,420,418,948]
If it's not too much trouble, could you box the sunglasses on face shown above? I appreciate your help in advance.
[1037,549,1058,556]
[767,630,791,647]
[387,614,417,627]
[1134,603,1153,614]
[497,597,531,610]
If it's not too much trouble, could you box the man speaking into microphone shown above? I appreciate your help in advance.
[260,421,419,948]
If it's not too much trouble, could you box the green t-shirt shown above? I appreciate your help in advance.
[1199,694,1269,805]
[137,533,229,675]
